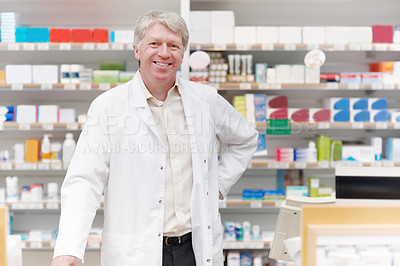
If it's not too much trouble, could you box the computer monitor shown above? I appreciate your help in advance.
[269,195,335,262]
[336,167,400,199]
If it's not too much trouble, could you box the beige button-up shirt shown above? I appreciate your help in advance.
[138,72,193,237]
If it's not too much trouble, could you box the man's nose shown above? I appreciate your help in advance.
[158,44,169,57]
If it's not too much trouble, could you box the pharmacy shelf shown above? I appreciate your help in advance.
[0,162,68,171]
[190,43,400,52]
[249,159,400,169]
[223,241,271,250]
[19,240,271,251]
[1,121,398,133]
[256,122,400,132]
[0,83,118,91]
[0,42,133,52]
[0,122,83,132]
[212,82,400,91]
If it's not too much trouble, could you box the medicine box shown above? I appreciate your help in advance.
[288,108,309,122]
[267,95,288,109]
[326,27,351,44]
[369,98,388,110]
[189,11,211,44]
[256,26,278,44]
[302,27,326,44]
[50,29,71,43]
[325,98,349,110]
[234,26,256,44]
[15,105,37,123]
[342,145,375,162]
[37,105,59,124]
[350,27,372,44]
[278,27,302,44]
[370,109,390,122]
[350,109,370,122]
[350,98,368,110]
[331,109,350,122]
[309,108,330,122]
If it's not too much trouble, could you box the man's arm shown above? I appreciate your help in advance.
[53,99,111,261]
[213,94,259,198]
[51,256,77,266]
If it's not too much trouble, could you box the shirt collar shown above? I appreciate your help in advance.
[137,70,181,103]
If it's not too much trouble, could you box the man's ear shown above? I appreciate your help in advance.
[133,45,140,61]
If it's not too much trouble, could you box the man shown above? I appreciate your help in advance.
[51,10,258,266]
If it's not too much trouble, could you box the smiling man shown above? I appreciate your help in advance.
[51,10,258,266]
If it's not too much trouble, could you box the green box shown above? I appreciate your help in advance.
[92,70,119,83]
[266,119,291,135]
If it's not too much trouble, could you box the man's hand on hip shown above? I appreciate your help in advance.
[51,255,77,266]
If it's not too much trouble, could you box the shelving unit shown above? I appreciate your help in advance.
[1,0,400,265]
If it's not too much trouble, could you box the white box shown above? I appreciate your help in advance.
[59,108,76,123]
[32,65,59,84]
[114,30,134,44]
[390,109,400,123]
[210,11,235,27]
[275,64,291,83]
[278,27,302,44]
[234,26,256,44]
[5,65,32,84]
[302,27,326,44]
[37,105,59,123]
[342,145,375,162]
[326,27,351,44]
[256,26,279,44]
[227,251,240,266]
[190,11,211,44]
[350,27,372,44]
[305,67,320,84]
[211,26,233,44]
[291,65,305,83]
[16,105,36,123]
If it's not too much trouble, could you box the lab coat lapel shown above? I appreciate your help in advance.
[128,75,161,141]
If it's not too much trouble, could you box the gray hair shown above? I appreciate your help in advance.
[134,10,189,50]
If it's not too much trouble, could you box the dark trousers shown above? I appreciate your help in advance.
[163,232,196,266]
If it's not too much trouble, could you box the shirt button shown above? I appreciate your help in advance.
[158,233,161,237]
[206,192,209,196]
[208,225,211,229]
[159,200,162,204]
[203,159,207,163]
[160,166,164,170]
[206,259,211,263]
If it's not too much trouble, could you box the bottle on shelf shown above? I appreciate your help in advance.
[62,133,76,164]
[41,134,52,163]
[307,141,317,163]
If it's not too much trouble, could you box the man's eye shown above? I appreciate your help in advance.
[149,42,158,46]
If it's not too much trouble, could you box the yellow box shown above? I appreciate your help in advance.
[0,206,8,266]
[25,139,41,163]
[0,71,5,84]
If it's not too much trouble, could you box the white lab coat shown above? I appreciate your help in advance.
[53,75,258,266]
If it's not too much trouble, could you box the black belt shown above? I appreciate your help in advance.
[163,232,192,247]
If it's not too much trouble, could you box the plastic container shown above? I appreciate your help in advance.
[6,176,18,202]
[47,182,59,202]
[41,134,52,162]
[13,144,25,163]
[50,142,62,162]
[307,141,318,163]
[62,133,76,164]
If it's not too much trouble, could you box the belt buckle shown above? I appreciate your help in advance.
[165,236,181,246]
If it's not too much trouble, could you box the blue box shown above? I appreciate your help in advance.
[327,98,349,110]
[351,110,370,122]
[371,109,390,122]
[15,27,28,42]
[350,98,368,110]
[242,189,264,200]
[332,109,350,122]
[27,28,50,43]
[369,98,388,110]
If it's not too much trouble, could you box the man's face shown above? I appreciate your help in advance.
[134,23,184,88]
